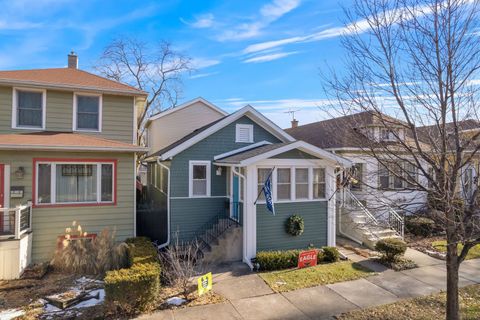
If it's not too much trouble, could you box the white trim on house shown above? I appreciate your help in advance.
[235,124,254,143]
[188,160,211,198]
[133,97,138,144]
[11,87,47,130]
[72,92,103,132]
[158,105,296,160]
[213,141,272,160]
[147,97,228,124]
[34,161,115,206]
[225,141,352,167]
[2,165,10,209]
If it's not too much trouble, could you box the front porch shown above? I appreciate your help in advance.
[0,203,33,279]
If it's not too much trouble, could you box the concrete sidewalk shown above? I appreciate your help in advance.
[139,251,480,320]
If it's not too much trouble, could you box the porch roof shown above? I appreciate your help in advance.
[214,140,352,167]
[0,132,148,152]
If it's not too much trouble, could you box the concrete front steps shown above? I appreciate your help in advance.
[340,210,402,250]
[202,225,243,264]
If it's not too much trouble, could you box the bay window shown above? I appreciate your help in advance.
[35,160,115,205]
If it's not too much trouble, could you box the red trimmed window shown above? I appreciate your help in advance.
[33,159,117,207]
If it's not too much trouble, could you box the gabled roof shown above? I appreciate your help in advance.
[285,111,409,149]
[151,105,296,160]
[147,97,227,124]
[0,68,147,96]
[214,141,352,167]
[0,132,148,152]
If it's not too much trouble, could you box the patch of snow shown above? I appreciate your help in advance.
[74,289,105,308]
[166,296,187,306]
[75,276,103,285]
[275,281,287,286]
[0,308,25,320]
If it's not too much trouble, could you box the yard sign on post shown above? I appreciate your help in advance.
[298,249,318,269]
[197,272,213,296]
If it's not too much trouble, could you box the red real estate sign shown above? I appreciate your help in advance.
[298,249,318,269]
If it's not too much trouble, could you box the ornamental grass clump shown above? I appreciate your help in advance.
[51,221,128,275]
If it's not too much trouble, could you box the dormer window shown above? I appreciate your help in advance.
[380,128,399,142]
[236,124,253,143]
[12,88,46,129]
[74,93,102,132]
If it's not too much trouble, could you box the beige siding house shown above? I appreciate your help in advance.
[0,53,147,278]
[145,97,227,154]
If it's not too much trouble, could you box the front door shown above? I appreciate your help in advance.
[231,174,240,222]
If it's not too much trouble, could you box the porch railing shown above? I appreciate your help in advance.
[0,203,32,240]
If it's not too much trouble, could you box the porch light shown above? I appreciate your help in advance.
[216,167,222,176]
[15,166,25,179]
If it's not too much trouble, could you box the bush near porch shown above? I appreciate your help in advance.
[104,237,161,315]
[254,247,340,271]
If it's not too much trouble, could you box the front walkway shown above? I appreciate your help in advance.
[139,250,480,320]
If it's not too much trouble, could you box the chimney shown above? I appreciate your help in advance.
[68,51,78,69]
[291,119,299,128]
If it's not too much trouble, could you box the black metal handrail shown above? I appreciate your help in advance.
[194,210,239,256]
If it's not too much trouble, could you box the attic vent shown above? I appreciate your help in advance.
[236,124,253,143]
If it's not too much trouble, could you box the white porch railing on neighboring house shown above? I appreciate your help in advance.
[342,189,379,226]
[0,203,32,240]
[379,199,405,239]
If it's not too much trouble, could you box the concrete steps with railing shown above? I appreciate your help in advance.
[339,190,404,250]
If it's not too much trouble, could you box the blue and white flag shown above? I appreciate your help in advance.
[263,174,275,215]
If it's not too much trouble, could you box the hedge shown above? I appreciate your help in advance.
[255,247,340,271]
[104,237,161,315]
[405,216,435,237]
[375,238,407,262]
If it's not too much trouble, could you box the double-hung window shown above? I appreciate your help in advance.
[295,168,309,199]
[313,168,326,199]
[257,168,272,202]
[13,88,46,129]
[35,160,115,206]
[74,93,102,131]
[277,168,291,201]
[189,161,211,197]
[378,161,417,190]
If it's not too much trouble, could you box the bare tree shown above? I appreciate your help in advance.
[95,38,191,145]
[322,0,480,318]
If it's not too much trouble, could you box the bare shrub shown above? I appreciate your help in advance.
[159,234,203,299]
[51,221,129,275]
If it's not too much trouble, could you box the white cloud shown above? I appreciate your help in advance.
[243,51,299,63]
[181,13,215,29]
[190,71,219,79]
[243,2,432,54]
[217,0,301,41]
[191,57,221,69]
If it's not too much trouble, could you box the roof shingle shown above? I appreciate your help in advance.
[0,68,146,95]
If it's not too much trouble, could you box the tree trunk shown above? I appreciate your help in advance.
[446,241,460,320]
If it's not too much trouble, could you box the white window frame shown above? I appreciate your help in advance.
[189,160,211,198]
[35,161,115,205]
[235,124,254,143]
[73,92,103,132]
[256,165,326,203]
[12,87,47,130]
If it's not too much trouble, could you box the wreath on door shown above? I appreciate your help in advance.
[285,214,305,236]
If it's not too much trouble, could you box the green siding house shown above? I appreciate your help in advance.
[144,100,351,268]
[0,53,147,279]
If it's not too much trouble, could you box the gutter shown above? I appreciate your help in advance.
[232,166,254,270]
[156,158,171,249]
[0,145,149,152]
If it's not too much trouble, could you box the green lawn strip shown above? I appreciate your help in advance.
[432,241,480,260]
[259,261,374,292]
[336,284,480,320]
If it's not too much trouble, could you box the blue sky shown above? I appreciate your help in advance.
[0,0,355,128]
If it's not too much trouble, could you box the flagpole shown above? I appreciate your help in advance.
[254,166,275,205]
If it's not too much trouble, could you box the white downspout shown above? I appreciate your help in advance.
[156,158,171,249]
[232,166,253,270]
